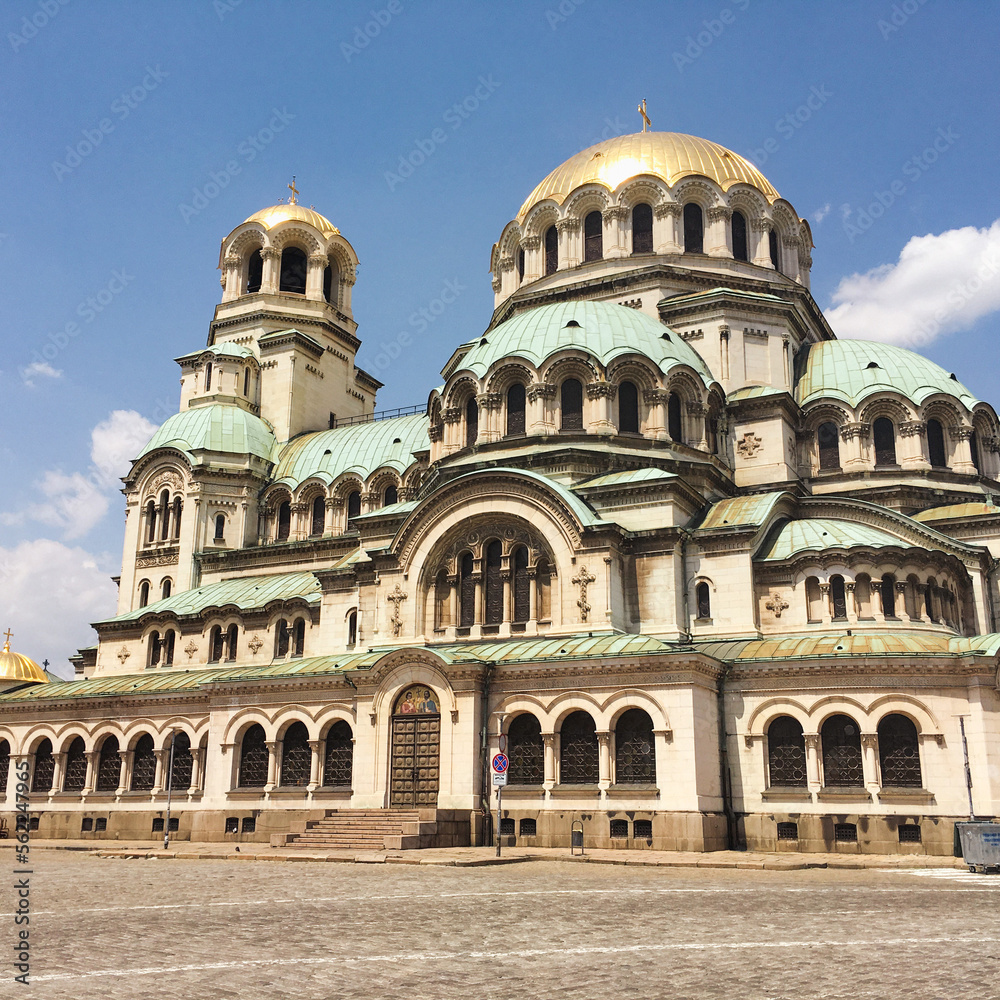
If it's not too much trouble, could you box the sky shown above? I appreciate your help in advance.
[2,0,1000,676]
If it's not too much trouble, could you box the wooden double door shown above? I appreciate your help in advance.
[389,714,440,807]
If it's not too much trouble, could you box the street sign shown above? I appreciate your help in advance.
[492,752,509,773]
[498,733,508,754]
[492,771,507,786]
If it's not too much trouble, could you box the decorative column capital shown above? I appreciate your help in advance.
[586,382,617,400]
[521,235,540,251]
[654,202,682,219]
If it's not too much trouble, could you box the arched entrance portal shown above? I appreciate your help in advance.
[390,685,441,807]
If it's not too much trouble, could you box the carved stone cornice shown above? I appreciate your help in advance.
[586,382,617,400]
[644,389,669,405]
[950,426,975,441]
[527,382,556,402]
[428,425,444,442]
[497,255,515,272]
[556,218,580,233]
[751,218,773,233]
[260,246,280,261]
[841,422,870,441]
[476,392,502,410]
[521,236,540,250]
[654,202,682,219]
[899,421,925,438]
[602,206,628,222]
[706,206,732,222]
[442,407,461,423]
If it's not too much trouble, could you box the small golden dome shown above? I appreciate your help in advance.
[243,203,340,236]
[0,632,48,685]
[517,131,780,221]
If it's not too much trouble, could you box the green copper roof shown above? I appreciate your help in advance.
[576,468,678,489]
[727,384,786,402]
[273,413,429,487]
[698,492,788,531]
[698,631,1000,661]
[99,571,321,624]
[913,502,1000,523]
[137,404,278,463]
[461,301,715,384]
[757,518,920,561]
[796,340,979,409]
[176,342,256,362]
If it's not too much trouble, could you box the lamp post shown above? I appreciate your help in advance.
[493,712,506,858]
[163,729,177,851]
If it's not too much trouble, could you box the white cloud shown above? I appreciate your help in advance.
[0,539,117,678]
[813,203,831,224]
[827,220,1000,346]
[19,361,63,387]
[90,409,158,488]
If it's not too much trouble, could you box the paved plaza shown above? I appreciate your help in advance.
[1,852,999,999]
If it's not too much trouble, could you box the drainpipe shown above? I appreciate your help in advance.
[716,660,738,850]
[478,660,497,845]
[677,527,693,643]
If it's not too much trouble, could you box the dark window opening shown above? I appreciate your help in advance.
[881,573,897,618]
[246,250,263,293]
[162,629,175,667]
[347,611,357,647]
[238,725,268,788]
[835,823,858,843]
[560,711,598,784]
[131,734,156,791]
[507,713,543,785]
[384,485,398,506]
[610,819,629,839]
[138,580,150,607]
[63,737,87,792]
[561,379,583,431]
[225,816,239,834]
[831,575,847,620]
[465,397,479,448]
[0,740,10,796]
[732,210,748,261]
[615,709,655,784]
[971,430,982,474]
[214,514,226,541]
[584,211,603,261]
[168,732,193,791]
[161,579,171,600]
[205,363,212,393]
[147,630,161,668]
[274,618,289,659]
[818,422,840,470]
[544,225,558,274]
[927,419,947,468]
[618,380,639,434]
[459,552,475,628]
[96,737,121,792]
[243,368,250,396]
[324,720,353,787]
[519,818,537,837]
[323,264,333,303]
[696,582,711,620]
[311,496,326,535]
[225,624,238,662]
[146,500,157,543]
[683,203,704,253]
[506,383,526,436]
[277,501,291,541]
[279,722,311,787]
[768,716,807,787]
[633,819,653,840]
[484,540,503,626]
[347,490,362,522]
[512,546,530,623]
[241,817,256,833]
[777,822,798,841]
[878,714,922,787]
[279,246,307,294]
[873,417,897,465]
[632,203,653,254]
[209,626,224,664]
[292,618,305,658]
[516,247,525,281]
[667,392,683,442]
[81,817,93,832]
[822,715,864,787]
[898,824,921,843]
[498,817,515,836]
[769,229,780,271]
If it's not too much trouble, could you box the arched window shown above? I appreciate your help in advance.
[0,740,9,796]
[560,711,598,784]
[818,422,840,470]
[667,392,683,442]
[544,224,558,274]
[615,708,655,784]
[484,540,502,626]
[683,203,704,253]
[161,578,171,600]
[291,618,305,658]
[971,430,982,474]
[225,624,238,661]
[561,378,583,431]
[769,229,780,271]
[138,580,150,608]
[205,362,213,392]
[243,367,250,396]
[512,546,530,623]
[274,619,289,658]
[767,717,806,787]
[146,500,157,543]
[584,211,603,261]
[130,734,156,791]
[162,629,175,667]
[536,558,552,620]
[465,397,479,448]
[696,581,711,620]
[347,610,358,646]
[632,203,653,254]
[172,497,182,538]
[347,490,362,522]
[878,715,922,787]
[855,573,873,618]
[279,722,310,787]
[324,720,353,787]
[831,575,847,620]
[276,500,291,541]
[311,495,326,535]
[821,714,864,787]
[159,489,171,541]
[506,383,526,436]
[63,737,87,791]
[873,417,897,465]
[279,246,307,294]
[147,631,161,668]
[238,725,268,788]
[732,210,748,261]
[168,732,192,791]
[246,249,263,293]
[459,552,475,628]
[96,736,121,792]
[881,573,897,618]
[322,264,333,303]
[806,576,823,622]
[507,714,543,785]
[434,569,450,630]
[209,626,224,663]
[31,739,54,793]
[927,419,947,467]
[214,513,226,540]
[384,485,398,506]
[618,380,639,434]
[516,247,525,282]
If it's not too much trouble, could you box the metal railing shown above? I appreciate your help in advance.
[332,404,425,428]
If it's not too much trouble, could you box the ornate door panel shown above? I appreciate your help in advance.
[390,714,440,807]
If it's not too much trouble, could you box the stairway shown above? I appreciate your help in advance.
[283,809,426,850]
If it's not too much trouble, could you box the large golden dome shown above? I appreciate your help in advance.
[0,633,48,684]
[517,131,780,221]
[243,203,339,235]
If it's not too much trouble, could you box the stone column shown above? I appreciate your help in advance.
[477,392,502,443]
[687,402,709,451]
[542,733,557,789]
[151,749,167,794]
[781,236,801,280]
[860,734,880,790]
[442,407,462,455]
[501,569,512,625]
[844,581,858,625]
[950,426,978,474]
[586,382,616,436]
[527,383,556,436]
[597,732,612,789]
[260,246,281,293]
[290,502,308,541]
[307,741,321,792]
[527,567,538,629]
[325,497,343,537]
[841,424,870,470]
[496,255,515,298]
[472,563,484,637]
[448,574,459,637]
[82,751,99,795]
[899,420,930,469]
[222,253,242,302]
[189,748,205,794]
[602,206,628,259]
[556,218,580,268]
[265,742,279,791]
[51,752,67,794]
[751,218,774,269]
[706,206,733,258]
[644,389,668,441]
[804,734,821,789]
[521,235,541,282]
[117,750,130,795]
[306,253,328,301]
[654,203,682,253]
[818,583,832,625]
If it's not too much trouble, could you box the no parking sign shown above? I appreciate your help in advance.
[492,752,508,786]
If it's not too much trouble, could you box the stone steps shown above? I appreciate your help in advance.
[283,809,427,850]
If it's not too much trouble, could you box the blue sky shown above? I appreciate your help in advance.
[3,0,999,674]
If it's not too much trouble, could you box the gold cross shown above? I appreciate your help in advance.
[287,176,298,205]
[2,628,11,651]
[638,98,651,132]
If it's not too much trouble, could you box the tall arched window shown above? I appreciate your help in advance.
[459,552,475,628]
[311,495,326,535]
[732,210,748,261]
[696,582,711,620]
[214,513,226,540]
[147,630,161,668]
[347,610,358,646]
[544,225,558,274]
[561,379,583,431]
[209,626,224,663]
[831,575,847,620]
[146,500,157,543]
[667,392,683,442]
[384,485,398,506]
[246,249,263,293]
[205,362,213,392]
[516,247,525,282]
[31,739,54,793]
[168,732,193,791]
[323,720,353,787]
[161,579,172,600]
[323,263,333,303]
[172,497,182,538]
[512,546,530,623]
[927,418,947,467]
[63,737,87,792]
[273,618,289,657]
[507,714,543,785]
[277,501,291,541]
[347,490,362,522]
[879,573,897,618]
[878,715,922,787]
[873,417,897,465]
[96,736,121,792]
[506,383,526,436]
[292,618,306,658]
[238,725,268,788]
[767,717,806,787]
[536,558,552,620]
[769,229,780,270]
[683,203,704,253]
[818,422,840,470]
[632,203,653,254]
[614,709,655,784]
[243,367,250,396]
[138,580,150,608]
[280,722,311,787]
[484,540,502,626]
[465,396,479,448]
[971,430,982,474]
[618,380,639,434]
[560,711,598,784]
[0,740,9,796]
[162,629,175,667]
[821,714,864,787]
[225,624,238,661]
[434,570,450,630]
[159,489,171,540]
[130,734,156,791]
[279,246,307,294]
[584,211,603,261]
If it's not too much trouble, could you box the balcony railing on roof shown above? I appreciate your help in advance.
[332,404,425,428]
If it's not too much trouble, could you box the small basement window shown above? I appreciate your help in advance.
[519,818,537,837]
[835,823,858,842]
[898,824,921,843]
[610,819,629,839]
[225,817,239,834]
[95,818,107,832]
[633,819,653,840]
[499,818,515,836]
[777,822,798,841]
[241,817,256,834]
[81,817,93,832]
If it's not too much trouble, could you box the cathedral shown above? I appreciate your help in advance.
[1,129,998,855]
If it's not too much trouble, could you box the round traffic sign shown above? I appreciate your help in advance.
[492,752,509,773]
[498,733,508,754]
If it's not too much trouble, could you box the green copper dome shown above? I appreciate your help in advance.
[137,404,279,464]
[796,340,979,410]
[460,301,715,384]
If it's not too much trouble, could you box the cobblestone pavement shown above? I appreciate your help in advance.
[1,854,998,999]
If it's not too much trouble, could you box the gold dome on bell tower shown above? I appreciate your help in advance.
[0,630,48,685]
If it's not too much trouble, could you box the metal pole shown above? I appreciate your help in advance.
[959,716,975,821]
[496,782,502,858]
[163,730,177,851]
